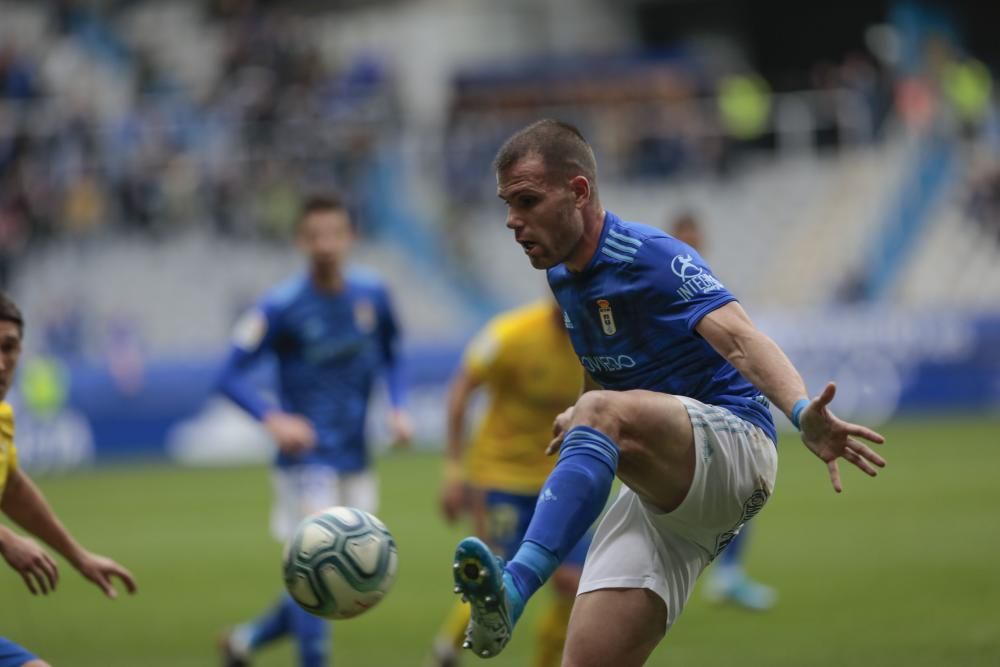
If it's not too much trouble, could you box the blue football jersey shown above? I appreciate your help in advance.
[218,269,405,471]
[547,211,776,443]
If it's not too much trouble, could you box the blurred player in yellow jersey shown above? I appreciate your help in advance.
[430,299,589,667]
[0,292,137,667]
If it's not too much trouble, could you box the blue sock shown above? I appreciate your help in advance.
[288,601,330,667]
[506,426,618,604]
[720,522,751,568]
[247,594,295,649]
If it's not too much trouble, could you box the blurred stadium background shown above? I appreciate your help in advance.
[0,0,998,665]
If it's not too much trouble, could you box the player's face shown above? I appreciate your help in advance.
[0,321,22,400]
[299,209,354,270]
[498,156,585,270]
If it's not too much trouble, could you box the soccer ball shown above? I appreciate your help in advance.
[282,506,398,619]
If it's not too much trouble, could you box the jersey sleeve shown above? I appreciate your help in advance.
[374,284,406,409]
[216,302,281,420]
[462,318,507,383]
[2,406,17,472]
[640,236,737,332]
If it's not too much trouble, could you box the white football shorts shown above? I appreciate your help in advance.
[270,466,378,542]
[577,396,778,631]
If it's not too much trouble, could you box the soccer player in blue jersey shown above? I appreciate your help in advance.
[216,194,411,667]
[451,120,887,665]
[0,293,137,667]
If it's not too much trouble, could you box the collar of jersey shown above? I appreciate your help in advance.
[568,210,616,277]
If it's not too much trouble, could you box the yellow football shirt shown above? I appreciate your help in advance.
[0,402,17,499]
[462,301,583,494]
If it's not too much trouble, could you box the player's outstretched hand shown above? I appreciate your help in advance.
[74,551,137,599]
[264,412,317,455]
[0,529,58,595]
[799,382,887,493]
[388,409,414,450]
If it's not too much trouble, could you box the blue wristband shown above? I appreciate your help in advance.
[790,398,809,430]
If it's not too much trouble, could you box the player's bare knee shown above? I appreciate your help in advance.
[570,391,623,440]
[24,660,52,667]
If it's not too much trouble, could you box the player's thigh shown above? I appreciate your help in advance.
[570,390,695,512]
[338,471,379,514]
[562,588,666,667]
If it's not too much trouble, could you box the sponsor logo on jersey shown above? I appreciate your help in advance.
[580,354,636,373]
[597,299,616,335]
[540,487,558,503]
[671,254,725,302]
[671,254,703,280]
[563,310,574,329]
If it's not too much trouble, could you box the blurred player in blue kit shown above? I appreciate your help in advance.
[450,120,887,665]
[668,211,776,612]
[216,194,412,667]
[0,293,137,667]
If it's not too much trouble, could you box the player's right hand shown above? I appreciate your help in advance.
[440,479,466,524]
[73,550,138,599]
[799,382,887,493]
[264,412,317,455]
[0,528,59,595]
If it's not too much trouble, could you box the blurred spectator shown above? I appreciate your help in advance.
[0,200,28,287]
[0,45,40,100]
[966,163,1000,244]
[0,3,396,255]
[942,56,992,138]
[62,173,108,239]
[667,211,704,251]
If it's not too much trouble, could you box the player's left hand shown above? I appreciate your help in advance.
[546,405,575,455]
[799,382,887,493]
[388,410,414,449]
[74,551,138,599]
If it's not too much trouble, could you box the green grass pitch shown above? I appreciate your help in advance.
[1,416,998,666]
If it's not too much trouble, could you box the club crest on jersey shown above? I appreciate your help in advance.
[232,309,267,351]
[353,299,377,333]
[596,299,617,335]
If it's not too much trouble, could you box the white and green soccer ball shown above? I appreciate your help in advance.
[282,507,399,619]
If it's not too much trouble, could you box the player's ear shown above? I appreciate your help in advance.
[569,175,591,209]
